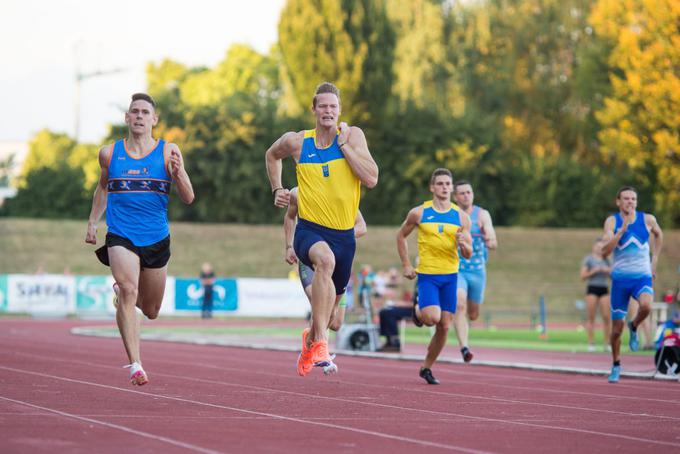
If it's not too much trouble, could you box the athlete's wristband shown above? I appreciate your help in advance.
[272,187,283,195]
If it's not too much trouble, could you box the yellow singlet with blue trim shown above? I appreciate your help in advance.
[296,129,360,230]
[416,200,462,274]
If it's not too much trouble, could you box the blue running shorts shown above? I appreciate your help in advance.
[457,268,487,305]
[294,219,356,295]
[610,276,654,321]
[417,273,458,313]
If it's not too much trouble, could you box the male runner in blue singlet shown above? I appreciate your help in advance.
[396,168,472,384]
[601,186,663,383]
[265,82,378,376]
[452,181,497,363]
[85,93,194,385]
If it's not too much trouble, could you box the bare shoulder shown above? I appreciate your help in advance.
[281,131,304,150]
[645,213,661,229]
[406,205,423,223]
[603,215,615,231]
[98,143,114,166]
[348,126,367,144]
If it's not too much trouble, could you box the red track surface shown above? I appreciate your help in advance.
[1,319,678,453]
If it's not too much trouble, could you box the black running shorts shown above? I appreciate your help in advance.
[95,233,171,269]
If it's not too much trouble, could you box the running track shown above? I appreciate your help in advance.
[1,320,678,453]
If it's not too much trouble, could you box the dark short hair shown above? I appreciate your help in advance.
[312,82,340,108]
[130,93,156,109]
[616,185,637,199]
[430,168,453,186]
[454,180,472,192]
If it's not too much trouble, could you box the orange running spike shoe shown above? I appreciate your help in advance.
[297,328,314,376]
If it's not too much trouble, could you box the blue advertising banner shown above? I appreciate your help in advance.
[174,278,237,312]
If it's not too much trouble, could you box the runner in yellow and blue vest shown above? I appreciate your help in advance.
[396,168,473,385]
[265,82,378,377]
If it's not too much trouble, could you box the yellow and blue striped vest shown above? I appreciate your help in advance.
[416,200,462,274]
[296,129,360,230]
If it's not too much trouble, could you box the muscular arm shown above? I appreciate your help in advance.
[283,188,299,264]
[457,211,473,259]
[354,210,367,238]
[85,145,112,245]
[480,209,498,250]
[166,143,194,204]
[265,132,302,207]
[338,125,378,188]
[396,207,421,279]
[646,214,663,279]
[601,216,624,258]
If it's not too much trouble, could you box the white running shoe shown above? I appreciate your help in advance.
[124,362,149,386]
[587,344,596,353]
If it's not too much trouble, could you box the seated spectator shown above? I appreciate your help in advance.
[377,287,416,352]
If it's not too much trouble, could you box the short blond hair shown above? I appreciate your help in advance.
[312,82,340,108]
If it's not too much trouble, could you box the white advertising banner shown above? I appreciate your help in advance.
[235,278,308,317]
[8,274,76,314]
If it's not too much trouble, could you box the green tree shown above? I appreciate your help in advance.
[590,0,680,226]
[3,164,90,219]
[278,0,396,125]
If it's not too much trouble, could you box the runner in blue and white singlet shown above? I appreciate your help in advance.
[601,186,663,383]
[453,181,497,363]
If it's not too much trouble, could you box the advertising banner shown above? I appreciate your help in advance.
[76,275,116,314]
[0,275,7,311]
[174,278,237,312]
[7,274,76,314]
[235,278,308,317]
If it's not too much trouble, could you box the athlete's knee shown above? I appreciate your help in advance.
[118,282,139,303]
[467,303,480,321]
[611,321,624,337]
[421,313,440,326]
[313,253,336,275]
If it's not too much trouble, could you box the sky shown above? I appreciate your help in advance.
[0,0,286,144]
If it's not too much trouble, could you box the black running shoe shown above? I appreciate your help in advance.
[412,302,423,327]
[461,347,474,363]
[419,367,440,385]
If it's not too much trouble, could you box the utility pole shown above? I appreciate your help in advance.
[73,43,126,142]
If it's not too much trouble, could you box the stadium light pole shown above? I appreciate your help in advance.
[73,42,126,142]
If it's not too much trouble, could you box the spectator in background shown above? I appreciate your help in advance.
[200,263,215,319]
[580,238,612,352]
[377,286,415,353]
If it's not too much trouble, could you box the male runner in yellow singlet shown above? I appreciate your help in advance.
[265,82,378,376]
[396,168,472,384]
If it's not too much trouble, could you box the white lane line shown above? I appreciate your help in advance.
[7,349,680,422]
[0,366,491,454]
[2,364,678,449]
[0,395,223,454]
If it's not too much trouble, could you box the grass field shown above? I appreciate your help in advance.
[83,323,654,355]
[1,217,678,320]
